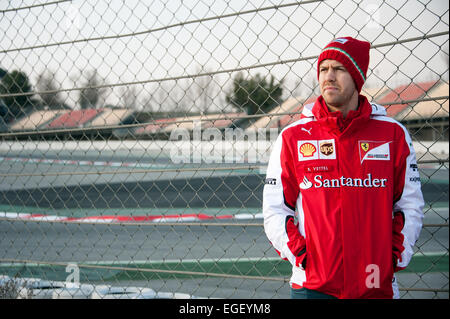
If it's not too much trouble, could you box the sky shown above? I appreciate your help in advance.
[0,0,448,112]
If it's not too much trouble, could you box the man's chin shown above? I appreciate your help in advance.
[323,96,343,108]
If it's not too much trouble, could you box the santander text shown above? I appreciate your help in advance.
[314,173,387,188]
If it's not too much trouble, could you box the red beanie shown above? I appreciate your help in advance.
[317,37,371,92]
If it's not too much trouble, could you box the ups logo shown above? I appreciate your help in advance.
[320,142,334,156]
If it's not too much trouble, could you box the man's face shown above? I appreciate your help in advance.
[318,59,358,109]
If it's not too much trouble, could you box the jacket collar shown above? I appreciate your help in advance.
[302,95,383,135]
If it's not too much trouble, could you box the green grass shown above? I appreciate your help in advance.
[1,253,447,283]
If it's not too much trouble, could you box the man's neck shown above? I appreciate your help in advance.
[325,92,359,118]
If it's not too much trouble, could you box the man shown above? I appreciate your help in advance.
[263,37,424,299]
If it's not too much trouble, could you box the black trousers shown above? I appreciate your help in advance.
[291,287,337,299]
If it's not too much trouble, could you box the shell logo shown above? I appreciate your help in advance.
[299,142,316,157]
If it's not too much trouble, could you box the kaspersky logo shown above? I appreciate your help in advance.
[300,174,388,190]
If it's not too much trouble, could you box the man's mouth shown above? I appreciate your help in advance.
[324,86,338,92]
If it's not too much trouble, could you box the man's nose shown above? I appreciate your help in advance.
[324,69,336,81]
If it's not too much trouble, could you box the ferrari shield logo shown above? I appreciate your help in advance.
[361,142,369,152]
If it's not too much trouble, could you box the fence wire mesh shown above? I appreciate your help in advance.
[0,0,448,299]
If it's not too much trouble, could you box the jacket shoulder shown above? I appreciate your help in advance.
[370,112,408,132]
[280,102,315,135]
[370,112,414,148]
[281,117,315,138]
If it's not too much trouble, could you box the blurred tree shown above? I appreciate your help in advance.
[119,85,138,110]
[78,70,107,109]
[0,69,34,122]
[35,70,63,109]
[225,72,283,115]
[193,66,217,114]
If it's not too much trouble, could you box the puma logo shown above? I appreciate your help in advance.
[301,127,312,135]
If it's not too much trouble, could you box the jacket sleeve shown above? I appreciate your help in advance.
[392,125,424,272]
[263,131,306,267]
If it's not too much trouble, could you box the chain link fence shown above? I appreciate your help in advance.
[0,0,448,299]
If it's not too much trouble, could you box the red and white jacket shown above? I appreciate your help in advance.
[263,95,424,299]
